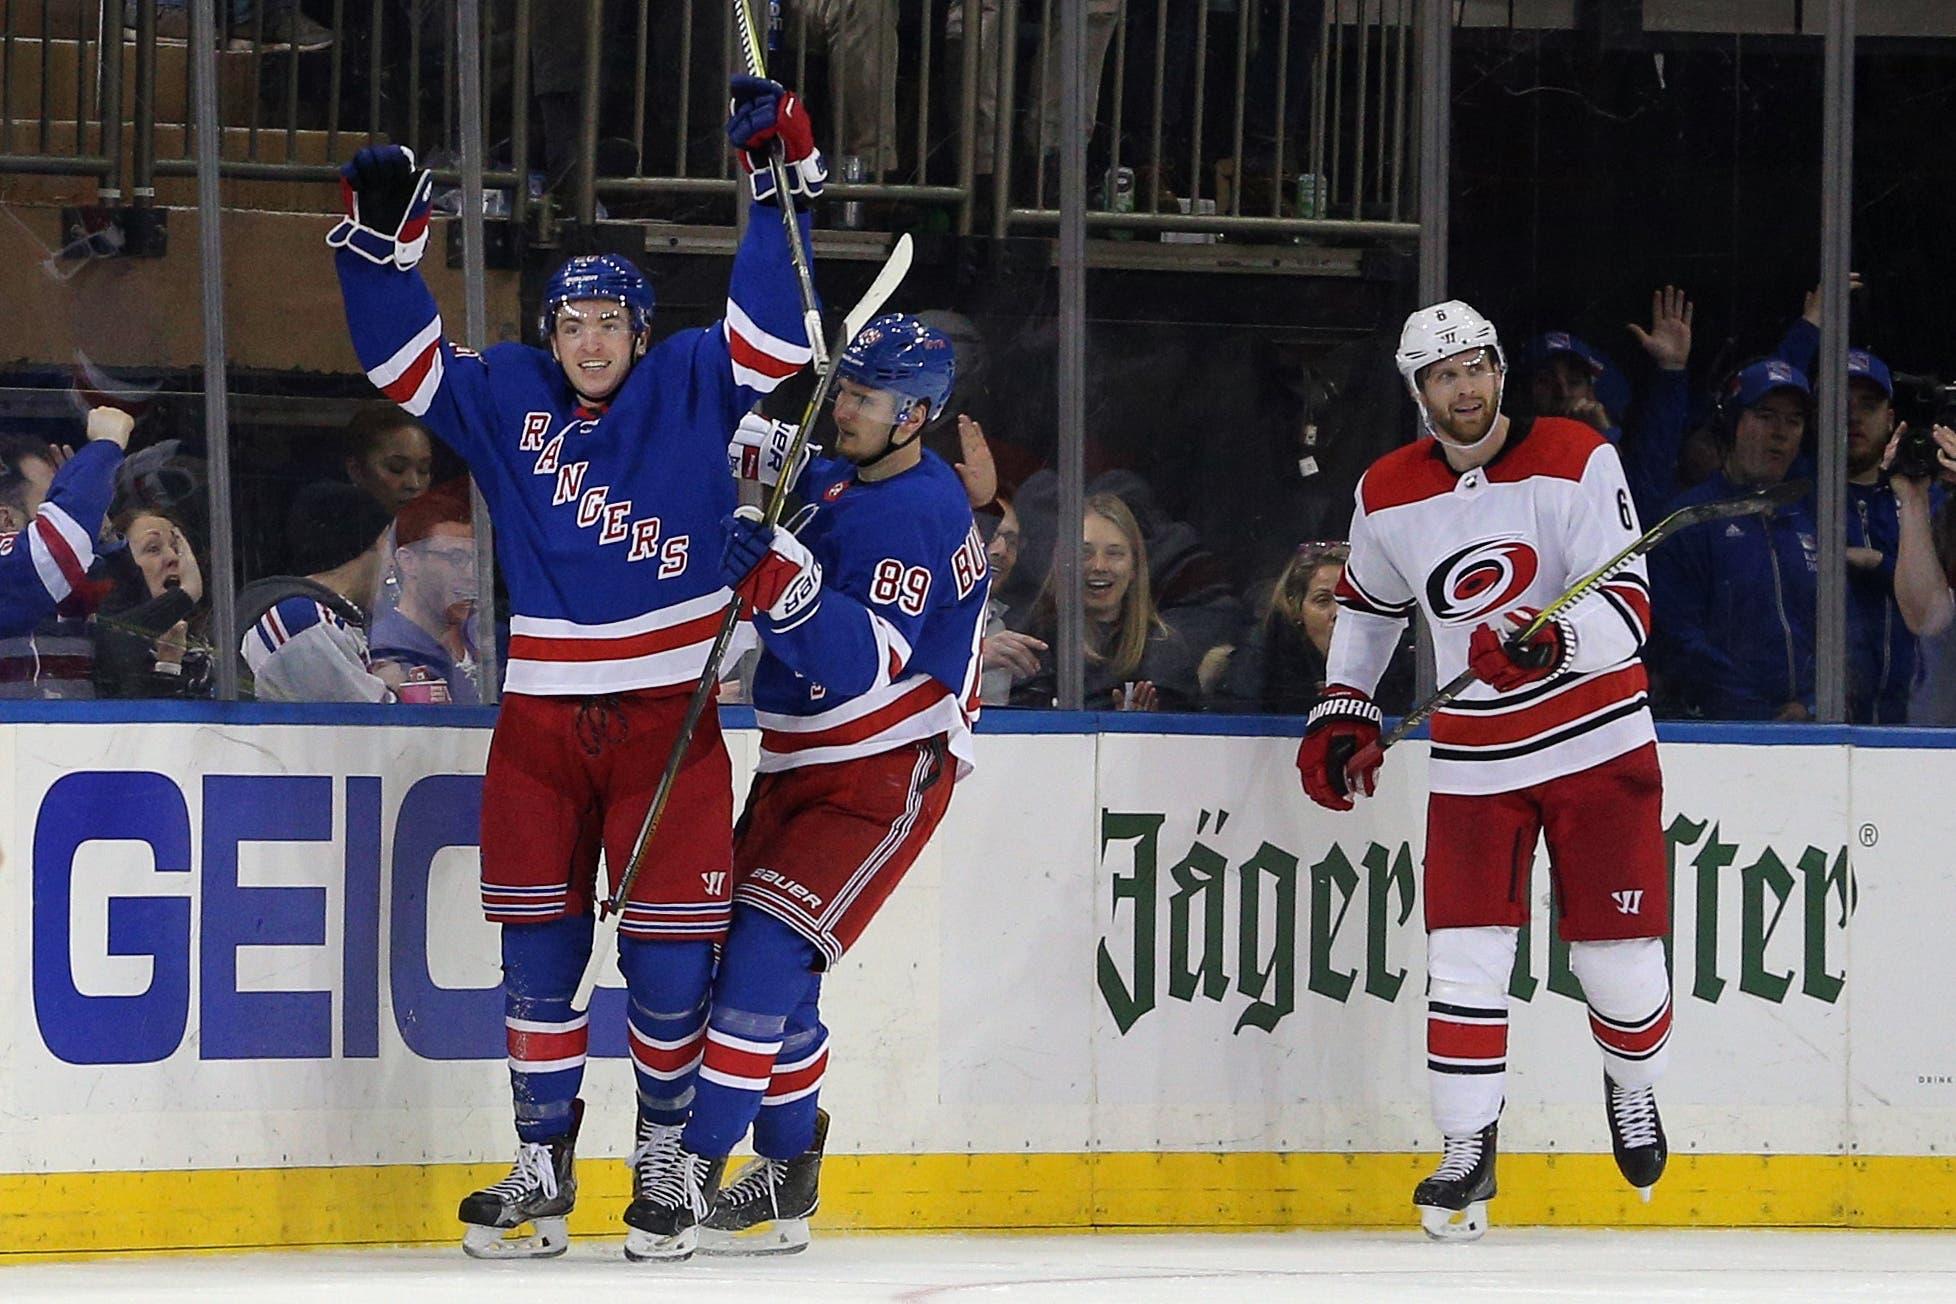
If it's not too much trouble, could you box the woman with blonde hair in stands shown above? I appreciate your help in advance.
[1012,492,1197,712]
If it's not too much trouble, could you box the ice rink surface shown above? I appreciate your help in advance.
[6,1230,1956,1302]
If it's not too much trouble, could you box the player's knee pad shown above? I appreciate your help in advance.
[501,914,592,1006]
[714,906,822,1017]
[1569,937,1673,1087]
[1426,925,1519,1008]
[1567,937,1669,1018]
[615,934,715,1014]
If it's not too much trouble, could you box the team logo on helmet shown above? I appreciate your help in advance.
[1424,536,1539,624]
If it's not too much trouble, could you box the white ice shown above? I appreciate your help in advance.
[6,1230,1956,1302]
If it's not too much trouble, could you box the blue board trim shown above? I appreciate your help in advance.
[4,700,1956,748]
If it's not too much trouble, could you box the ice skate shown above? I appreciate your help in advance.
[699,1108,829,1256]
[458,1099,583,1259]
[622,1118,726,1262]
[1413,1119,1498,1242]
[1605,1072,1668,1199]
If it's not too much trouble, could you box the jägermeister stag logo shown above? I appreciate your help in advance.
[1096,809,1856,1035]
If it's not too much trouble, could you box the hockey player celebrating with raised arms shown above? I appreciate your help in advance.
[329,74,825,1260]
[1297,302,1672,1241]
[667,314,987,1257]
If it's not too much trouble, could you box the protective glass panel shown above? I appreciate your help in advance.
[201,2,508,706]
[1449,7,1823,724]
[0,7,215,703]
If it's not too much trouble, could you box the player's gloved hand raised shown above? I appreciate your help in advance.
[728,413,814,490]
[721,505,822,624]
[1295,686,1383,812]
[727,74,826,204]
[1467,606,1572,692]
[327,144,434,270]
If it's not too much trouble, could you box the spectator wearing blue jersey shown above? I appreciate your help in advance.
[1648,358,1817,720]
[238,482,396,702]
[0,411,130,696]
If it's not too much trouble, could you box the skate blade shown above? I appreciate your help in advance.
[1418,1200,1489,1243]
[1637,1185,1653,1204]
[623,1225,698,1263]
[697,1217,810,1257]
[461,1217,569,1260]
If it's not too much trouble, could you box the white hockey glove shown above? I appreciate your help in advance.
[327,145,435,271]
[728,413,815,490]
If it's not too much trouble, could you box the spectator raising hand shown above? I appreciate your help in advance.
[1628,285,1693,372]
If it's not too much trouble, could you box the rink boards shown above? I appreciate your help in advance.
[3,709,1956,1251]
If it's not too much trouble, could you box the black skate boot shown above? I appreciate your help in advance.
[459,1098,583,1259]
[699,1108,829,1256]
[1413,1119,1498,1242]
[1604,1071,1668,1200]
[622,1116,726,1263]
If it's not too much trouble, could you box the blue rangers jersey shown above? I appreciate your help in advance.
[0,440,120,639]
[750,449,989,775]
[333,215,813,696]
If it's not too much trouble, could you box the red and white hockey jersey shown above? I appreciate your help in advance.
[1326,416,1654,796]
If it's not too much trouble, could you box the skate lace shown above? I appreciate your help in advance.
[1431,1132,1484,1183]
[487,1141,557,1203]
[630,1124,708,1216]
[718,1156,785,1215]
[1610,1081,1661,1149]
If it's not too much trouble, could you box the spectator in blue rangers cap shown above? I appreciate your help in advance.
[1526,287,1699,525]
[1648,358,1820,720]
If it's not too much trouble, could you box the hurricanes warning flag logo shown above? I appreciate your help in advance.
[1425,536,1540,623]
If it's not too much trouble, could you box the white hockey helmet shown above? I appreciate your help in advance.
[1396,300,1506,440]
[1395,300,1506,395]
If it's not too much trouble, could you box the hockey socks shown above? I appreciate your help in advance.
[1425,926,1516,1136]
[685,908,821,1159]
[618,935,715,1126]
[502,915,593,1144]
[754,976,829,1162]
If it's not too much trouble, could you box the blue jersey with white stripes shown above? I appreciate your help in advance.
[749,449,989,775]
[0,440,119,638]
[333,214,814,696]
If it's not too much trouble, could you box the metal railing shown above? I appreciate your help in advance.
[0,0,1419,243]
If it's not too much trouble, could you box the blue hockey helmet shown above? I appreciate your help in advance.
[836,313,956,423]
[539,253,655,339]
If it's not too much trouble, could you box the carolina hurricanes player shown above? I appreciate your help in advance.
[660,315,987,1257]
[1297,302,1671,1241]
[330,75,824,1260]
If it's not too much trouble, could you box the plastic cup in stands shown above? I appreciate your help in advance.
[1121,681,1137,710]
[839,154,864,230]
[397,678,452,705]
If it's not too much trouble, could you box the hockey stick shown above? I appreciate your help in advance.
[733,0,828,376]
[569,233,916,1012]
[1346,477,1811,776]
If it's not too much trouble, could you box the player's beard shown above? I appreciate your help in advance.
[1431,397,1499,447]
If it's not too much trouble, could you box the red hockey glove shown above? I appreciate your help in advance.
[326,144,433,270]
[727,413,813,490]
[721,505,822,624]
[1467,606,1572,692]
[727,74,826,204]
[1296,686,1384,812]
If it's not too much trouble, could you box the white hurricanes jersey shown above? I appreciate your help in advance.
[1326,416,1655,796]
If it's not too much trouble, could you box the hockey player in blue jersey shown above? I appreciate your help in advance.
[330,74,826,1260]
[0,407,131,638]
[663,315,989,1257]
